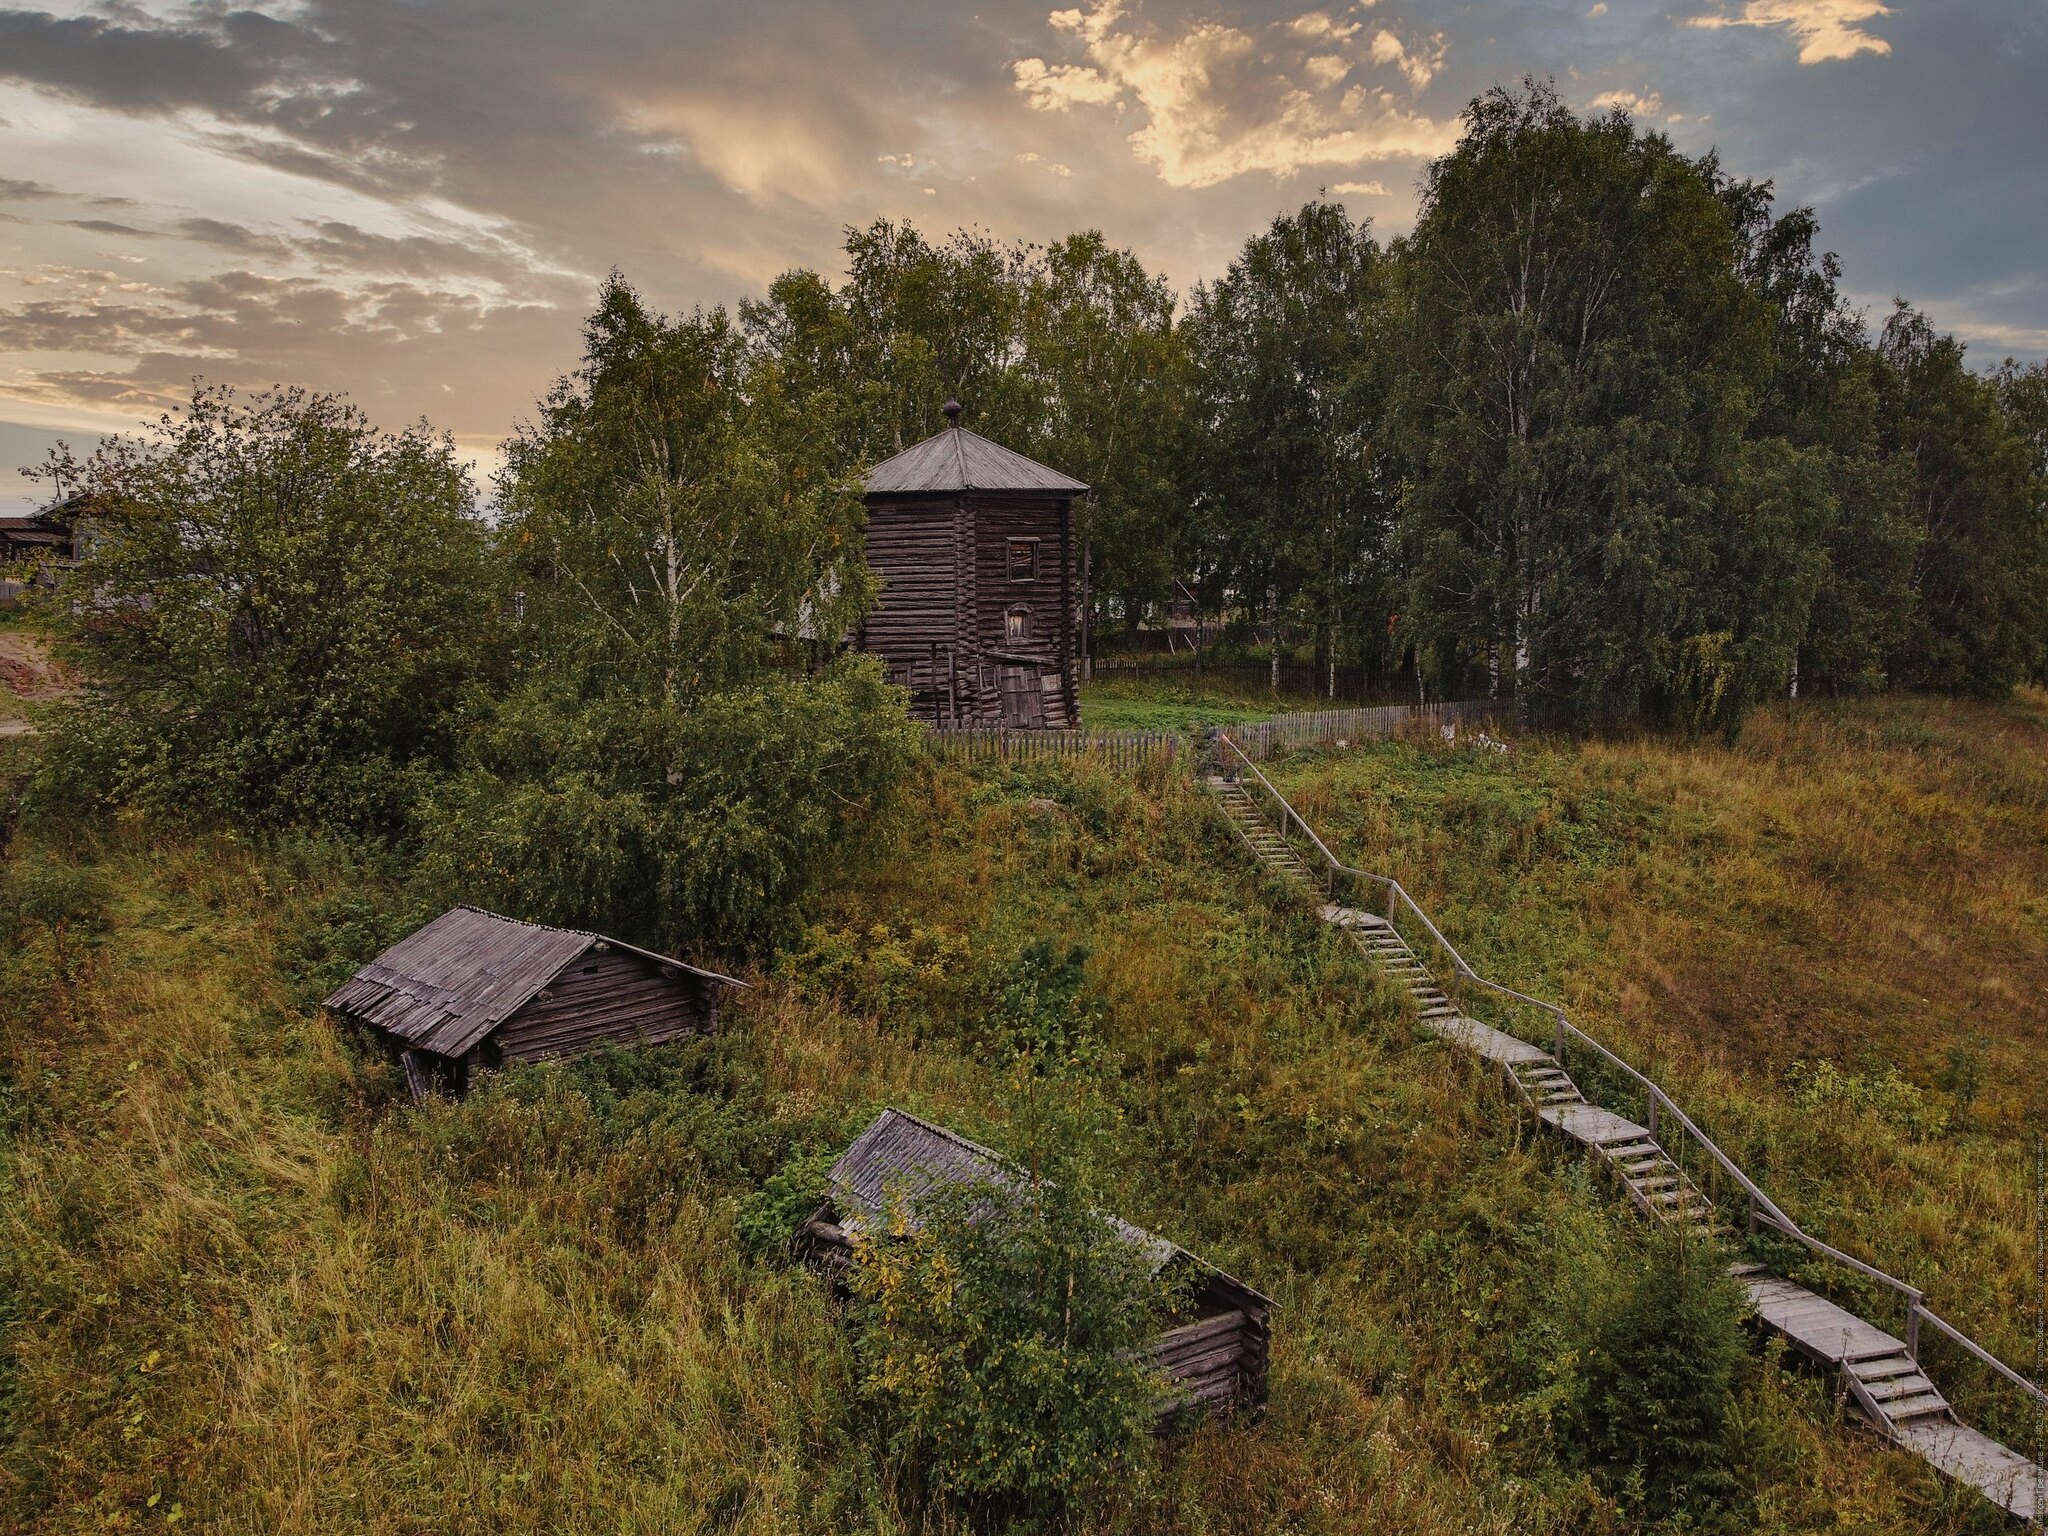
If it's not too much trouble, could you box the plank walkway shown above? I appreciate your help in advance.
[1209,770,2047,1524]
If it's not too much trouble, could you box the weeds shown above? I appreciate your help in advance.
[3,701,2035,1530]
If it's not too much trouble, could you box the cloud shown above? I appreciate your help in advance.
[0,9,331,117]
[1330,180,1387,196]
[1688,0,1892,64]
[1369,29,1443,90]
[175,218,292,258]
[0,261,577,433]
[1589,89,1666,116]
[0,178,59,200]
[61,218,157,237]
[1012,0,1457,188]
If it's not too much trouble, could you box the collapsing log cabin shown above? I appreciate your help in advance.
[859,401,1086,728]
[324,906,741,1100]
[797,1109,1272,1424]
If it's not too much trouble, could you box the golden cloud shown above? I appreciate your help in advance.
[1012,1,1456,189]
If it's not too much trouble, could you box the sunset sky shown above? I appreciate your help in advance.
[2,0,2043,510]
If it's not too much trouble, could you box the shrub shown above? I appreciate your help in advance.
[1576,1229,1747,1515]
[846,1126,1163,1518]
[29,385,494,833]
[420,658,918,958]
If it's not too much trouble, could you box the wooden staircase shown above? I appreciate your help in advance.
[1211,775,1320,886]
[1326,903,1718,1238]
[1208,764,2046,1523]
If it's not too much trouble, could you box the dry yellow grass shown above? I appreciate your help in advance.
[0,735,2027,1533]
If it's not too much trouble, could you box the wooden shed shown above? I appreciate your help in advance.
[859,402,1087,728]
[797,1108,1272,1424]
[324,906,741,1099]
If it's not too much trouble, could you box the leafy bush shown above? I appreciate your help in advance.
[846,1161,1164,1518]
[777,920,972,1030]
[29,385,495,833]
[735,1146,838,1261]
[1787,1057,1950,1139]
[982,938,1104,1067]
[421,658,918,958]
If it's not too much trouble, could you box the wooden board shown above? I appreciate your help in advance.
[1896,1419,2042,1520]
[1742,1275,1910,1364]
[1429,1013,1556,1068]
[1537,1101,1654,1147]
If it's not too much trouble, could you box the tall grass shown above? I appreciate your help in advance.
[0,726,2020,1532]
[1269,689,2048,1454]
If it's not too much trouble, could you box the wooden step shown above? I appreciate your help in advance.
[1866,1374,1939,1404]
[1883,1393,1953,1425]
[1851,1356,1921,1383]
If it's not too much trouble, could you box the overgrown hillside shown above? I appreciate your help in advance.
[1267,689,2048,1463]
[0,705,2034,1533]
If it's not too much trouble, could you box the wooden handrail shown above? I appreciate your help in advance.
[1213,730,2047,1416]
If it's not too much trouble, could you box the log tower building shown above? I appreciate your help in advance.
[859,401,1086,729]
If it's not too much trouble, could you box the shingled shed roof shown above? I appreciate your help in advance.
[827,1109,1268,1301]
[865,425,1088,497]
[323,906,741,1058]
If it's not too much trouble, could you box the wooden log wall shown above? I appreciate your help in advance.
[966,492,1077,726]
[860,491,1080,727]
[491,950,715,1062]
[860,498,971,722]
[1152,1309,1264,1413]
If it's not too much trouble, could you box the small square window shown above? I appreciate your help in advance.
[1005,607,1032,643]
[1008,539,1038,581]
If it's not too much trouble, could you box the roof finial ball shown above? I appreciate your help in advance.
[942,397,963,427]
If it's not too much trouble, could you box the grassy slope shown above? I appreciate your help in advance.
[0,714,2026,1534]
[1079,672,1361,731]
[1267,690,2048,1458]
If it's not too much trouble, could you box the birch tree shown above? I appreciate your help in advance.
[444,275,915,956]
[1391,81,1830,729]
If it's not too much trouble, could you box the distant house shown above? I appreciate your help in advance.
[0,511,73,564]
[1,493,104,608]
[797,1108,1272,1424]
[0,490,102,566]
[860,401,1086,729]
[324,906,742,1099]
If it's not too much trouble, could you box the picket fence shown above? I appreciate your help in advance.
[923,699,1503,773]
[921,727,1189,774]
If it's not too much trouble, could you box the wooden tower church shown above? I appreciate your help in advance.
[858,401,1087,729]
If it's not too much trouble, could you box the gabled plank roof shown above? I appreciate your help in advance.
[865,426,1088,496]
[323,905,741,1059]
[826,1108,1269,1303]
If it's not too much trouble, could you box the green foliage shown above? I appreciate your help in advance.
[846,1099,1163,1519]
[777,918,973,1033]
[1575,1233,1747,1516]
[425,657,919,957]
[735,1145,838,1261]
[983,938,1104,1068]
[1392,82,1829,730]
[0,861,106,943]
[1877,305,2048,696]
[501,273,875,706]
[1183,200,1393,678]
[1787,1058,1951,1140]
[463,275,920,956]
[28,384,494,832]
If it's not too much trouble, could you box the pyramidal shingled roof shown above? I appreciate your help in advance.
[866,425,1088,497]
